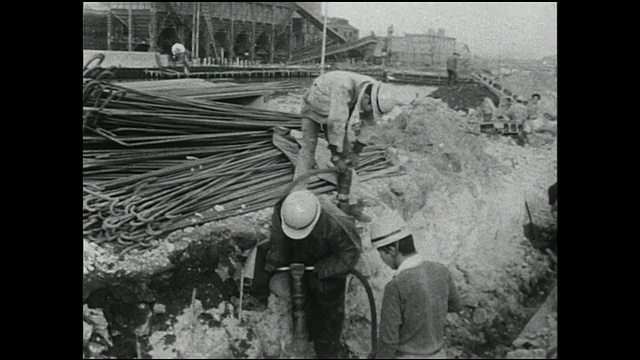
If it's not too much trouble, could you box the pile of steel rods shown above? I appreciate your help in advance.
[83,76,403,254]
[118,79,301,101]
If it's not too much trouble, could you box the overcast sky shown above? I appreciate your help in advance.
[326,2,557,60]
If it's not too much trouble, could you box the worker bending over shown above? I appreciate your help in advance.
[171,43,191,76]
[294,71,400,213]
[370,210,464,359]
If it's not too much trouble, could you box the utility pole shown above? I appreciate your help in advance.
[192,3,197,55]
[320,2,328,74]
[128,2,133,51]
[195,2,200,59]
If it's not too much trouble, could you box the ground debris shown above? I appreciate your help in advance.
[147,300,262,359]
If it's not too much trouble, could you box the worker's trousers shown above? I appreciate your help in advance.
[447,69,458,85]
[304,272,347,358]
[171,54,191,75]
[294,117,353,212]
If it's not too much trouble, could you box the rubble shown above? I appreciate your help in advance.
[83,76,557,359]
[147,300,262,359]
[429,82,500,112]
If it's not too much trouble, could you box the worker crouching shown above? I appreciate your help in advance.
[370,210,464,359]
[259,190,362,358]
[171,43,191,76]
[294,71,401,214]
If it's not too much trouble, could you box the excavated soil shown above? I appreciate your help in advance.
[429,82,500,112]
[83,79,557,359]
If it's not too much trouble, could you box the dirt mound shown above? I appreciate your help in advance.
[498,71,557,98]
[429,83,500,112]
[83,87,557,359]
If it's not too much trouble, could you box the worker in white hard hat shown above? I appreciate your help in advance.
[259,190,362,358]
[370,210,464,359]
[294,71,402,213]
[171,43,191,76]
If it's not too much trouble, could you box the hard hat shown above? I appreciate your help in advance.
[172,43,186,55]
[371,82,401,122]
[370,209,412,249]
[280,190,321,240]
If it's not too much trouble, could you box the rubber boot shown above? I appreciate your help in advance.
[337,169,353,215]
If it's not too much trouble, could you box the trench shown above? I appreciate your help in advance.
[83,79,557,359]
[83,215,557,359]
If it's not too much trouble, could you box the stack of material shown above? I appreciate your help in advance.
[83,79,402,254]
[118,79,300,101]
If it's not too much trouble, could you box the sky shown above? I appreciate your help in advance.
[326,2,557,60]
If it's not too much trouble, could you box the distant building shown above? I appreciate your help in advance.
[388,31,456,66]
[327,17,359,42]
[82,2,350,64]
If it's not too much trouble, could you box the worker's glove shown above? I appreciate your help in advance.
[331,155,350,173]
[344,153,360,168]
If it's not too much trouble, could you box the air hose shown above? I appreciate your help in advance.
[348,268,378,354]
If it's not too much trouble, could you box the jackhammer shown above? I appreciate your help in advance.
[274,264,378,357]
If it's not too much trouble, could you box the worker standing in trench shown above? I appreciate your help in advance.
[370,210,464,359]
[253,189,362,359]
[293,71,400,214]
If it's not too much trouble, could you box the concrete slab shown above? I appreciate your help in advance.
[83,50,169,69]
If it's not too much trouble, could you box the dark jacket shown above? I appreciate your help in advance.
[548,182,558,206]
[446,55,458,71]
[265,197,361,280]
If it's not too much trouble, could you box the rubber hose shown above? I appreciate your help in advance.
[284,168,337,194]
[83,53,105,71]
[348,269,377,354]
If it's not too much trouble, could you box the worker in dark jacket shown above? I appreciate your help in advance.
[446,52,461,85]
[264,190,362,358]
[548,181,557,213]
[370,210,463,359]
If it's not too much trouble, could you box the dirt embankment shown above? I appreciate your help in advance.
[84,84,557,359]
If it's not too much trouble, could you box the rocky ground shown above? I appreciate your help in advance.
[83,77,558,359]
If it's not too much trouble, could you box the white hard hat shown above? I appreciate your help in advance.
[371,82,401,122]
[370,209,412,249]
[172,43,186,55]
[280,190,321,240]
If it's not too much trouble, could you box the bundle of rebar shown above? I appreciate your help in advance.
[83,71,403,254]
[118,79,301,101]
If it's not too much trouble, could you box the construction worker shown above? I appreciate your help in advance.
[294,71,401,213]
[548,181,557,214]
[171,43,191,76]
[446,52,461,85]
[506,97,529,123]
[262,190,362,359]
[370,210,464,359]
[495,97,512,119]
[527,93,542,120]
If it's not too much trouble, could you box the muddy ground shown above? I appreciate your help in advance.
[83,76,557,359]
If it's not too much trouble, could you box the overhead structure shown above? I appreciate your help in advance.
[84,2,351,64]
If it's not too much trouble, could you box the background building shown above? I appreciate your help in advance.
[82,2,349,64]
[327,17,359,42]
[388,28,457,67]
